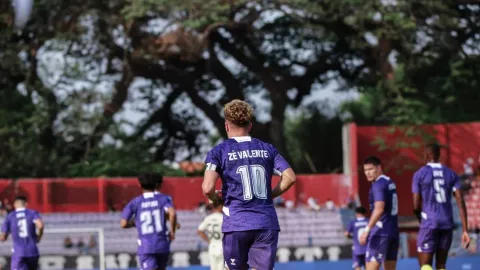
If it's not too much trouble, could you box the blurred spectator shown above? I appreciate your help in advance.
[325,198,335,211]
[64,236,73,249]
[347,195,356,210]
[107,200,117,212]
[307,197,320,211]
[273,196,285,208]
[77,237,86,254]
[197,202,207,216]
[464,158,475,177]
[285,200,295,211]
[3,199,12,213]
[88,235,97,252]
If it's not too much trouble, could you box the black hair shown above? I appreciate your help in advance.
[355,206,367,215]
[363,156,381,166]
[425,143,441,161]
[14,195,27,203]
[138,173,163,191]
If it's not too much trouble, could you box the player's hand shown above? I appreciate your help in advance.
[359,231,368,245]
[462,231,471,249]
[169,231,175,241]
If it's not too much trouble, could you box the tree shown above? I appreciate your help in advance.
[1,0,479,177]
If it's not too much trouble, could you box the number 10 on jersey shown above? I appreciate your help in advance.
[237,165,268,200]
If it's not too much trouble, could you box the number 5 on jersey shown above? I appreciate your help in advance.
[237,165,268,200]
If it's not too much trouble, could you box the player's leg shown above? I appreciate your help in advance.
[10,256,28,270]
[365,235,387,270]
[25,256,39,270]
[138,253,162,270]
[248,230,279,270]
[434,229,454,270]
[382,236,399,270]
[416,228,437,269]
[352,254,363,270]
[154,252,169,270]
[223,231,252,270]
[358,254,366,270]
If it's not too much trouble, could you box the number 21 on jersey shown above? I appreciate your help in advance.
[237,165,268,200]
[140,209,162,234]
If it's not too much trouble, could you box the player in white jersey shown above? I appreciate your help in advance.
[197,200,224,270]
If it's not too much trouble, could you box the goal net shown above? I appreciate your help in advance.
[38,227,106,270]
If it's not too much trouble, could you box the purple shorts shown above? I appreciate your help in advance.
[417,228,453,253]
[223,230,279,270]
[352,254,366,268]
[138,253,169,270]
[366,235,399,263]
[11,256,39,270]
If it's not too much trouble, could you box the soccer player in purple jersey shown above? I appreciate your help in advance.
[345,207,369,270]
[202,99,297,270]
[412,143,470,270]
[0,195,44,270]
[121,173,177,270]
[359,156,399,270]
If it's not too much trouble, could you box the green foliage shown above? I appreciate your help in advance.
[285,107,343,174]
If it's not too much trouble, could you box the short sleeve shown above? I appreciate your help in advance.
[198,218,207,231]
[1,215,10,234]
[412,170,421,194]
[205,147,221,173]
[372,183,386,202]
[163,196,174,211]
[452,172,461,192]
[32,211,41,221]
[121,200,135,220]
[272,147,291,176]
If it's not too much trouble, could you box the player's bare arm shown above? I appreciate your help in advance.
[167,207,177,241]
[197,229,210,244]
[359,201,385,245]
[413,193,422,223]
[119,218,135,229]
[202,170,220,203]
[0,232,8,242]
[344,231,352,239]
[454,189,471,248]
[272,168,296,199]
[34,218,44,243]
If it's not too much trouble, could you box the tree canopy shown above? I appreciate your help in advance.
[0,0,479,177]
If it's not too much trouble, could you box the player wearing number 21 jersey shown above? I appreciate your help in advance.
[197,201,224,270]
[121,173,177,270]
[0,196,44,270]
[412,143,470,270]
[202,99,296,270]
[359,156,399,270]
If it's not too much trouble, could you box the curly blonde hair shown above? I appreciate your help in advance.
[223,99,254,127]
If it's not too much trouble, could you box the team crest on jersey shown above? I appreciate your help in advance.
[230,259,236,265]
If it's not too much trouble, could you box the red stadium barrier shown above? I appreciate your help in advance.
[0,174,354,212]
[346,122,480,217]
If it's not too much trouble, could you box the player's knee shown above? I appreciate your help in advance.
[420,265,433,270]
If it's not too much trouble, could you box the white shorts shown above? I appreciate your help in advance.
[209,251,224,270]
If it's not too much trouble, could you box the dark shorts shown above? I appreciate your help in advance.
[11,256,39,270]
[366,235,399,263]
[223,230,279,270]
[138,253,169,270]
[352,254,366,268]
[416,228,453,253]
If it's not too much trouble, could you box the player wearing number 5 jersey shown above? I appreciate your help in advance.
[412,143,470,270]
[202,99,296,270]
[0,196,44,270]
[121,173,177,270]
[197,200,224,270]
[359,156,399,270]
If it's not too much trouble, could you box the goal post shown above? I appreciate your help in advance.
[44,227,105,270]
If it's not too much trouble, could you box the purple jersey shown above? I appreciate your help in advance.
[205,136,291,232]
[368,175,399,237]
[347,217,369,255]
[412,163,460,229]
[1,208,41,257]
[122,192,173,255]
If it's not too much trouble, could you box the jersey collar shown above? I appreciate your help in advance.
[375,174,390,182]
[427,162,442,168]
[143,191,159,198]
[231,136,251,142]
[15,208,26,211]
